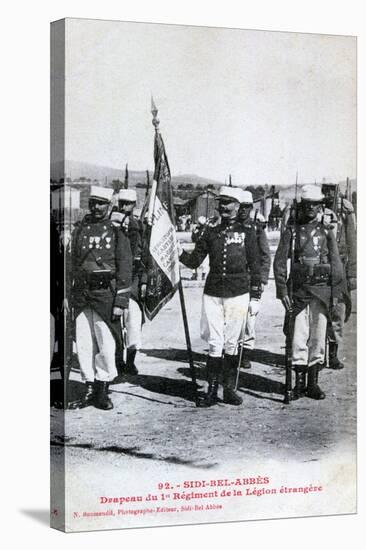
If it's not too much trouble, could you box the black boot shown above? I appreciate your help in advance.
[292,366,307,400]
[125,349,139,375]
[203,356,222,407]
[223,355,243,406]
[115,346,125,378]
[240,352,252,369]
[306,364,326,400]
[94,381,113,410]
[328,342,344,370]
[68,381,95,409]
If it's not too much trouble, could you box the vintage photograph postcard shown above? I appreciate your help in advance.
[50,18,357,532]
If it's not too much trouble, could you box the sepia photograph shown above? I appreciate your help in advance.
[50,17,356,532]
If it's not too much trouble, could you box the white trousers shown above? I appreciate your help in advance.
[201,293,249,357]
[76,308,117,382]
[292,298,328,367]
[124,299,142,350]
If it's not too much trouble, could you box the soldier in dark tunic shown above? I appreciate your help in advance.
[113,188,147,375]
[70,186,132,410]
[321,184,356,369]
[274,185,344,400]
[238,190,271,368]
[179,186,261,406]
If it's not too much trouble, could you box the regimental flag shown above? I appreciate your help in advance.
[144,116,180,320]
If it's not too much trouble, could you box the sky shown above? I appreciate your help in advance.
[61,18,356,187]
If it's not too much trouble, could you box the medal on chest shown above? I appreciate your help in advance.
[82,225,114,251]
[226,231,245,246]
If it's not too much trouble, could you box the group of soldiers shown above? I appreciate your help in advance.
[179,183,355,406]
[51,180,356,410]
[51,186,147,410]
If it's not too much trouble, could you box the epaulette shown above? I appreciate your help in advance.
[207,216,220,227]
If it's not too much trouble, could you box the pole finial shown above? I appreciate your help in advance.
[151,95,160,131]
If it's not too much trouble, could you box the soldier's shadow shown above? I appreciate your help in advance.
[177,366,284,403]
[248,348,285,368]
[142,348,285,403]
[141,347,207,365]
[120,373,202,404]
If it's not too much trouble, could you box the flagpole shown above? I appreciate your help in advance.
[150,98,202,406]
[145,169,150,199]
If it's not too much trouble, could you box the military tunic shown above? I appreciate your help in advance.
[71,215,132,381]
[181,219,261,298]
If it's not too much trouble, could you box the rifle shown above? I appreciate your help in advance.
[235,334,245,391]
[284,226,295,404]
[283,174,298,404]
[121,310,128,365]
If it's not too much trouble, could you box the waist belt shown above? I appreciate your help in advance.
[297,255,329,266]
[292,263,331,285]
[78,269,115,291]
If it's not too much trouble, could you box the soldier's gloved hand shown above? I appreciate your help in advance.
[281,295,293,313]
[112,306,125,321]
[248,299,260,316]
[348,277,357,291]
[139,283,147,299]
[110,211,124,227]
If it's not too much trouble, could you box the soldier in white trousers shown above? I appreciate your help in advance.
[70,186,132,409]
[180,186,261,406]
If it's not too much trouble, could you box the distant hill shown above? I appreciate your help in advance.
[51,160,224,188]
[51,161,355,199]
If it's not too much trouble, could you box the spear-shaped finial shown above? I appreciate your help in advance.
[124,163,129,189]
[151,95,160,132]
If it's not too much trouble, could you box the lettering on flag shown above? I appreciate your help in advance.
[150,196,180,287]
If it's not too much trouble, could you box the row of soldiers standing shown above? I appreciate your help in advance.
[52,181,356,410]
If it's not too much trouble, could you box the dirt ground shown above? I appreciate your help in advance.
[51,265,357,470]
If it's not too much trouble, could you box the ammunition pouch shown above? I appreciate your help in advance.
[78,269,115,291]
[292,262,331,286]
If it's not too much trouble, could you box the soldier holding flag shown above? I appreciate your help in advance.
[179,186,262,406]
